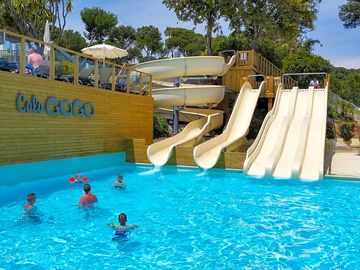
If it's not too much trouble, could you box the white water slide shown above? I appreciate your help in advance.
[134,56,236,166]
[244,80,329,181]
[193,81,263,169]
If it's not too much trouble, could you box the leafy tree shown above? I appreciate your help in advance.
[222,0,321,50]
[136,25,164,58]
[339,0,360,28]
[162,0,223,55]
[331,67,360,107]
[153,115,170,139]
[108,26,136,50]
[0,0,72,41]
[282,49,332,87]
[80,7,118,44]
[60,30,87,52]
[164,27,205,56]
[106,25,140,63]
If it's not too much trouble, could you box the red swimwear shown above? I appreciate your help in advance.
[79,192,98,205]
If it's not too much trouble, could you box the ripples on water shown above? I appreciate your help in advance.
[0,165,359,269]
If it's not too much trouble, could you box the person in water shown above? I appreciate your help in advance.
[24,193,36,210]
[69,173,88,183]
[79,184,98,206]
[114,174,126,189]
[23,193,40,222]
[108,213,138,239]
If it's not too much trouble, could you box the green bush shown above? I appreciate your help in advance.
[55,60,74,76]
[326,121,336,140]
[327,108,339,120]
[340,122,355,142]
[153,115,170,139]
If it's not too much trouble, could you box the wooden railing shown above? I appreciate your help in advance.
[0,29,152,96]
[228,50,297,89]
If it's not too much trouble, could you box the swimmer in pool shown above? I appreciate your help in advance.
[79,184,98,206]
[108,213,138,239]
[113,175,126,189]
[24,193,36,210]
[23,193,40,222]
[69,173,88,183]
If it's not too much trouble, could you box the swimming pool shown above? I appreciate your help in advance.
[0,164,359,269]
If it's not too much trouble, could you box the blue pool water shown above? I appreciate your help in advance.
[0,164,360,269]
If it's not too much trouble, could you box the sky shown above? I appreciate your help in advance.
[66,0,360,68]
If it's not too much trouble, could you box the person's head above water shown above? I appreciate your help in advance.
[118,213,127,225]
[76,173,82,180]
[117,175,123,182]
[83,184,91,194]
[27,193,36,204]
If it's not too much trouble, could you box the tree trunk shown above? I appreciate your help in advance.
[206,20,213,56]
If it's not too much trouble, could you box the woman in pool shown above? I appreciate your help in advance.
[108,213,138,240]
[113,175,126,189]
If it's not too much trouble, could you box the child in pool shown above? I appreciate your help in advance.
[113,175,126,189]
[23,193,40,222]
[108,213,137,240]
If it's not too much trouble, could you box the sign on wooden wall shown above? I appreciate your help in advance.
[16,93,95,118]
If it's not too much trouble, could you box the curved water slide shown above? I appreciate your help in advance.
[243,86,299,177]
[133,56,236,166]
[147,109,223,166]
[193,81,264,169]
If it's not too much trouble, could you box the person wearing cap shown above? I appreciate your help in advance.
[79,184,98,206]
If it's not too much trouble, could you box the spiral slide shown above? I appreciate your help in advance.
[193,81,263,169]
[244,83,328,181]
[134,56,236,166]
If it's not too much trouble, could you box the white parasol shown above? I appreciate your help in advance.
[81,44,128,59]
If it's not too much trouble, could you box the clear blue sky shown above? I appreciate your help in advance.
[67,0,360,68]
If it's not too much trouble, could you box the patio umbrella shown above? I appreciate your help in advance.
[81,44,128,60]
[43,20,51,57]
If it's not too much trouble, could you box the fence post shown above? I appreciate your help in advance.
[19,37,26,75]
[149,75,152,97]
[94,60,99,88]
[74,54,79,85]
[111,64,116,91]
[139,73,143,95]
[49,47,55,81]
[127,69,131,94]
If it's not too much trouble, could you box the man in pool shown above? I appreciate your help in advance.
[108,213,138,240]
[113,174,126,189]
[79,184,98,206]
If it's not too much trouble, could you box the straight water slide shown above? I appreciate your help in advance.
[133,56,236,166]
[244,83,329,181]
[193,81,264,169]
